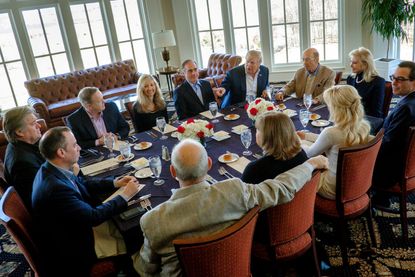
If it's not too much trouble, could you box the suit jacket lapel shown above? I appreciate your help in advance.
[45,162,85,198]
[184,81,204,108]
[80,108,98,138]
[240,68,247,99]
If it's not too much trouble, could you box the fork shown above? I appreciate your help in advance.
[80,155,104,167]
[218,166,234,179]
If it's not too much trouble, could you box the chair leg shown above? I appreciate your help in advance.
[338,218,349,268]
[366,204,377,247]
[310,227,321,277]
[400,193,408,241]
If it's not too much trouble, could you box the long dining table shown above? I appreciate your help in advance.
[80,97,330,252]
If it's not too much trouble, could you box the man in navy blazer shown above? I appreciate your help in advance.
[32,126,140,277]
[373,61,415,191]
[173,60,222,119]
[218,50,269,107]
[67,87,130,149]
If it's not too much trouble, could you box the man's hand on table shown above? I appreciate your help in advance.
[307,155,328,170]
[115,175,137,187]
[117,177,141,200]
[214,87,226,97]
[275,91,284,101]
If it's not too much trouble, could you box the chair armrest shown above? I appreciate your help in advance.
[172,73,185,88]
[198,68,208,79]
[27,97,50,122]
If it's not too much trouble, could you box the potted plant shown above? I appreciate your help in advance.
[362,0,415,79]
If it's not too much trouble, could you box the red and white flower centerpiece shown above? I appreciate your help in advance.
[245,98,276,121]
[177,118,214,146]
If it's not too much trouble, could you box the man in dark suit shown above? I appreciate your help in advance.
[32,126,140,277]
[3,106,45,210]
[173,60,222,119]
[218,50,269,107]
[67,87,130,149]
[373,61,415,193]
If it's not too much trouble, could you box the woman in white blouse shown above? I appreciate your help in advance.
[297,85,371,199]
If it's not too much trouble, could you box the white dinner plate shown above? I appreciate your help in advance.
[218,153,239,163]
[115,153,134,162]
[311,120,330,127]
[134,167,153,179]
[134,141,152,150]
[224,114,240,121]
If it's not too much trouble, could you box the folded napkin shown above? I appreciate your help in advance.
[152,123,177,134]
[200,110,224,119]
[103,184,145,203]
[232,124,249,135]
[130,157,149,169]
[227,156,251,173]
[283,109,298,117]
[212,130,231,141]
[105,140,129,152]
[81,158,119,175]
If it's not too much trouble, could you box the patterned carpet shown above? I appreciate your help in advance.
[1,196,414,277]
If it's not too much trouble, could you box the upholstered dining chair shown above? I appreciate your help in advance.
[0,186,122,277]
[374,126,415,241]
[335,71,343,85]
[0,159,8,195]
[124,102,139,133]
[173,206,260,277]
[314,129,384,268]
[252,171,321,277]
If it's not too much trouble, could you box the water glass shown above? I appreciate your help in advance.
[209,102,219,123]
[104,134,116,158]
[299,109,309,132]
[119,142,131,160]
[246,94,255,104]
[265,86,272,100]
[149,156,164,186]
[303,94,312,111]
[156,117,168,140]
[240,129,252,156]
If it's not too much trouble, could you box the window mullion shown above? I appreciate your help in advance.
[102,0,120,61]
[0,48,19,106]
[83,4,99,66]
[38,9,57,75]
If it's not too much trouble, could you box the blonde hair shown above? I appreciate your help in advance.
[136,74,165,113]
[349,47,379,82]
[323,85,370,146]
[245,50,262,64]
[255,111,302,160]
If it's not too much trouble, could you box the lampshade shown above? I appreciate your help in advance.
[152,30,176,49]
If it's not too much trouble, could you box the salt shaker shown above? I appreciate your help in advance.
[162,145,170,161]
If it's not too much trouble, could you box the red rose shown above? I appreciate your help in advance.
[255,99,262,104]
[187,118,195,124]
[249,108,258,116]
[267,106,274,111]
[197,131,205,138]
[244,103,249,110]
[206,123,213,129]
[177,126,185,133]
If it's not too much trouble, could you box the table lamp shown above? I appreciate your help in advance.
[152,30,176,71]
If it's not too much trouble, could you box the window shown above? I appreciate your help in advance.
[230,0,261,59]
[110,0,150,73]
[400,22,414,61]
[193,0,225,67]
[70,2,111,68]
[22,7,70,77]
[0,12,28,109]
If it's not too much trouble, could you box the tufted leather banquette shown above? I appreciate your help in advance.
[25,60,142,128]
[172,53,242,89]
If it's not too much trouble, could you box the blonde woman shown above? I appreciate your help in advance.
[347,47,385,118]
[241,111,307,184]
[298,85,371,199]
[132,74,168,132]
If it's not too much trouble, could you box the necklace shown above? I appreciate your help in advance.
[355,75,364,84]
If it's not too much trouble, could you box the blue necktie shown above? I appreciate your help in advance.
[193,83,204,105]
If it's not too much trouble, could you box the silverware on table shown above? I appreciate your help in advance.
[310,104,327,112]
[89,164,119,176]
[218,166,234,179]
[80,155,104,167]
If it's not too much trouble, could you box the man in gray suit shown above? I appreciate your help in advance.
[276,47,335,103]
[133,139,328,276]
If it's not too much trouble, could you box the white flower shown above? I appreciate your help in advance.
[177,119,214,141]
[246,98,276,120]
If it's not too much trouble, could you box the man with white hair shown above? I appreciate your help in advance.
[133,139,328,276]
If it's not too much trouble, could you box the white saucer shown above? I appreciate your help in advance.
[218,153,239,163]
[309,113,321,120]
[311,120,330,127]
[115,153,134,162]
[134,167,153,178]
[224,114,240,121]
[171,131,179,138]
[134,142,152,150]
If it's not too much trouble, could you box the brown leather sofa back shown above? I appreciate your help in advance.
[25,60,139,128]
[172,53,242,88]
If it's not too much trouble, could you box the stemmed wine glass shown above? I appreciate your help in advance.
[246,94,255,104]
[299,109,310,132]
[303,94,312,111]
[240,129,252,156]
[156,117,168,140]
[209,102,219,123]
[149,156,164,186]
[104,133,116,158]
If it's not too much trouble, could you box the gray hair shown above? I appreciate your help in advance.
[171,139,208,181]
[2,106,37,143]
[245,50,262,64]
[78,87,100,106]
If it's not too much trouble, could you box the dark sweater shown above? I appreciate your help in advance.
[132,102,168,133]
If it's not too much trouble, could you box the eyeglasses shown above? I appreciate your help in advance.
[390,75,411,82]
[302,57,315,62]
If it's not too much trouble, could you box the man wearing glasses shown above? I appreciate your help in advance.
[373,61,415,205]
[275,48,335,103]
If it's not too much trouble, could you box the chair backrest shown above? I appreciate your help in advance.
[403,126,415,183]
[124,101,139,133]
[173,206,260,277]
[266,171,320,245]
[336,129,384,204]
[335,71,343,85]
[205,53,243,76]
[0,159,9,195]
[0,186,42,276]
[382,81,393,118]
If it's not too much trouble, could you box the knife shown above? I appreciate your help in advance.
[89,165,119,176]
[311,104,327,112]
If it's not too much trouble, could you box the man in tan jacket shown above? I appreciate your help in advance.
[276,47,335,103]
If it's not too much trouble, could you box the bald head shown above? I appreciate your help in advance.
[302,48,320,73]
[171,139,209,184]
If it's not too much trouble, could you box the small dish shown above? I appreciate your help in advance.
[116,153,134,162]
[218,153,239,163]
[212,131,231,141]
[309,113,321,120]
[277,103,286,110]
[171,131,179,138]
[224,114,240,121]
[134,167,153,179]
[311,119,330,127]
[130,158,149,170]
[134,141,152,150]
